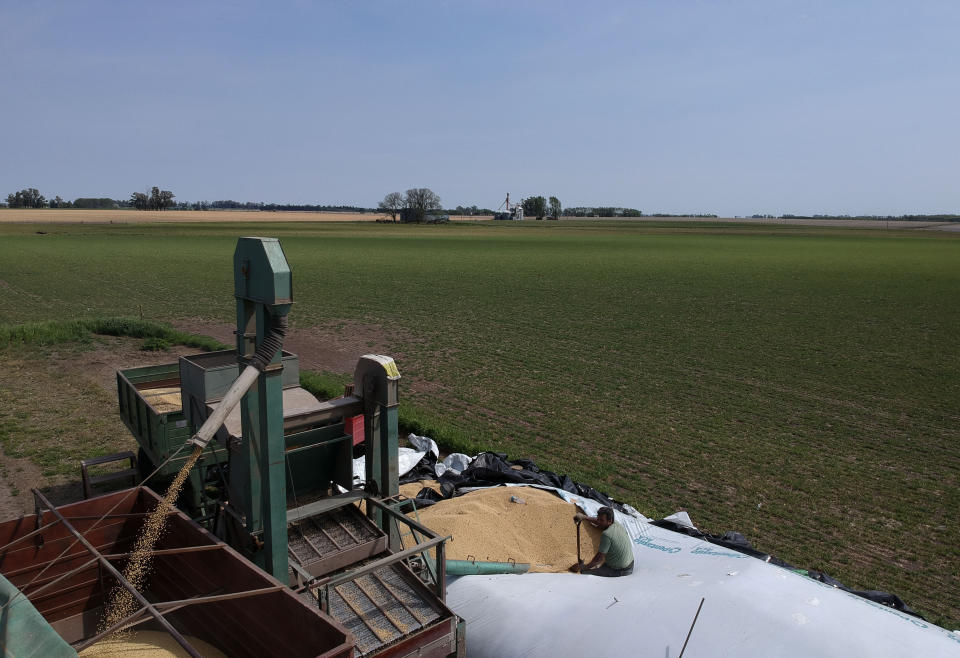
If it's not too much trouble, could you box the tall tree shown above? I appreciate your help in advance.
[133,187,175,210]
[130,192,149,210]
[523,195,547,219]
[378,191,405,222]
[5,188,46,208]
[549,196,562,218]
[403,188,442,223]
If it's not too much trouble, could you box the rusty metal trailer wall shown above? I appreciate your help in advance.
[0,487,355,658]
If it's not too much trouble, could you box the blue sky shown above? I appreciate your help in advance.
[1,1,957,216]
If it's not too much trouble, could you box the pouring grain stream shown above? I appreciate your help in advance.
[98,446,203,636]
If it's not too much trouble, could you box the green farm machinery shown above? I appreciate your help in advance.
[117,349,316,523]
[14,236,465,657]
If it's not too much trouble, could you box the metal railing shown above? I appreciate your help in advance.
[293,493,450,606]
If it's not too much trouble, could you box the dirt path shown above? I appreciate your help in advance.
[0,338,198,516]
[172,318,405,375]
[0,325,407,518]
[0,455,41,518]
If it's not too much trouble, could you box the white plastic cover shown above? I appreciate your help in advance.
[352,448,426,485]
[352,433,442,485]
[445,484,960,657]
[406,433,440,458]
[439,452,471,475]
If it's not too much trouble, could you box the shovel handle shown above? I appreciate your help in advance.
[575,517,582,564]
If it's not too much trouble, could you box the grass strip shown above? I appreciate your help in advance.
[0,319,482,459]
[0,317,229,352]
[298,370,484,456]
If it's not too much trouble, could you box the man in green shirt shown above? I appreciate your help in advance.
[571,506,634,577]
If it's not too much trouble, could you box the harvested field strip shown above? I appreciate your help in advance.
[0,208,393,224]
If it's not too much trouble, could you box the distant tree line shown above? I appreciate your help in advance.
[191,200,369,212]
[129,187,175,211]
[0,186,369,213]
[73,198,118,209]
[648,213,718,218]
[5,185,957,222]
[378,188,446,223]
[5,188,47,208]
[565,206,644,217]
[446,205,494,216]
[3,188,125,209]
[779,213,960,221]
[512,195,563,219]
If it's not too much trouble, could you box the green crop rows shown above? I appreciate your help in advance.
[0,219,957,628]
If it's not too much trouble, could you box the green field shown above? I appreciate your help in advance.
[0,220,957,628]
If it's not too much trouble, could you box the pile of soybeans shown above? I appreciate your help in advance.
[78,631,226,658]
[409,484,602,573]
[140,387,182,415]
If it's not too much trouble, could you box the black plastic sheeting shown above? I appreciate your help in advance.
[400,451,629,513]
[651,518,924,620]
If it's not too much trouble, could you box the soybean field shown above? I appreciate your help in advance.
[0,219,957,628]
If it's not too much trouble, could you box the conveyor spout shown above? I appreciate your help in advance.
[187,363,260,450]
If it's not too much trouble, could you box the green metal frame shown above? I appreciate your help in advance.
[232,237,293,583]
[354,355,402,548]
[116,364,229,519]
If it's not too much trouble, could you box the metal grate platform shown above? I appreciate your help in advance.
[288,506,382,570]
[325,563,443,656]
